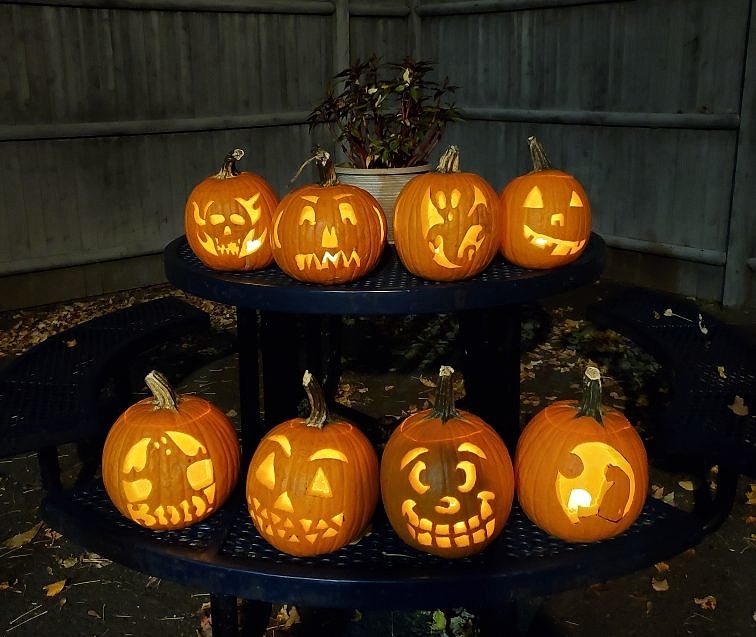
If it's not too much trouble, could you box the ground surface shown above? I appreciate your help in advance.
[0,280,754,636]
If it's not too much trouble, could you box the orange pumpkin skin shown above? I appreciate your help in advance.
[500,137,591,269]
[184,148,278,272]
[245,372,379,556]
[270,148,386,285]
[102,371,240,531]
[380,366,514,558]
[394,146,502,281]
[514,368,648,543]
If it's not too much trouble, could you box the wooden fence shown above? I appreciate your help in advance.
[1,0,753,308]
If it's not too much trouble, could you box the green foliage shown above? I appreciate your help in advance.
[308,55,462,169]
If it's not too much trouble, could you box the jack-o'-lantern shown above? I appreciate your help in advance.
[245,371,379,556]
[184,148,278,272]
[393,146,502,281]
[380,366,514,558]
[515,367,648,543]
[271,148,386,284]
[500,137,591,269]
[102,371,240,530]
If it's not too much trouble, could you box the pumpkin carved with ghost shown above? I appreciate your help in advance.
[271,148,387,284]
[393,146,502,281]
[380,366,515,558]
[184,148,279,272]
[500,137,591,269]
[102,371,240,531]
[245,371,379,556]
[514,367,649,543]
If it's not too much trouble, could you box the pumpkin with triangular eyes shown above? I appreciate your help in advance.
[394,146,501,281]
[102,371,240,530]
[500,137,591,269]
[184,148,278,272]
[380,366,515,558]
[271,148,386,284]
[245,372,380,556]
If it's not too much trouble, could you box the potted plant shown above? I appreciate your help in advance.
[307,55,461,241]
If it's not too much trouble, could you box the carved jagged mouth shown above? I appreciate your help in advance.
[249,496,344,546]
[197,229,267,258]
[401,491,496,550]
[295,250,361,271]
[523,225,586,256]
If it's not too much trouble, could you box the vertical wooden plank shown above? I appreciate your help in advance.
[723,1,756,306]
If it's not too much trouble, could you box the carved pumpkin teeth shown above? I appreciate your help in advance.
[294,250,362,271]
[401,496,497,549]
[249,502,346,546]
[523,225,586,255]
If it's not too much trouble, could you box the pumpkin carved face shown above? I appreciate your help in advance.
[381,366,514,558]
[102,371,240,531]
[271,149,386,284]
[246,372,379,556]
[184,148,278,272]
[500,137,591,269]
[394,146,501,281]
[515,367,648,542]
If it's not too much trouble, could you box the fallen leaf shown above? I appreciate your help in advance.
[431,609,447,632]
[650,484,665,499]
[728,395,749,416]
[43,579,67,597]
[652,578,669,592]
[3,522,43,548]
[87,609,102,619]
[65,338,77,348]
[0,581,10,590]
[744,516,756,524]
[384,385,394,392]
[678,480,695,491]
[717,366,727,379]
[694,595,716,610]
[654,562,670,574]
[662,492,676,506]
[747,485,756,506]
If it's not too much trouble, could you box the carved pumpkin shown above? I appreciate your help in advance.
[515,367,649,542]
[271,148,386,284]
[380,366,514,558]
[245,371,379,556]
[500,137,591,269]
[393,146,502,281]
[102,371,240,530]
[184,148,278,272]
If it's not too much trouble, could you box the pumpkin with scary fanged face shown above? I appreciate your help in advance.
[500,137,591,269]
[245,371,379,556]
[271,148,386,284]
[102,371,240,530]
[380,366,514,558]
[515,367,648,542]
[394,146,501,281]
[184,148,278,272]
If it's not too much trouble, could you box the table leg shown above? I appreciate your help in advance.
[209,594,239,636]
[458,306,522,453]
[236,308,262,461]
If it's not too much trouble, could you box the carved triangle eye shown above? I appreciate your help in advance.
[523,186,544,208]
[570,191,584,207]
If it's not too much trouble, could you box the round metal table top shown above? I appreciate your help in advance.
[163,233,606,315]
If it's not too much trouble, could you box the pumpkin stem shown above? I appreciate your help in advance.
[527,136,553,172]
[303,370,331,429]
[429,365,460,423]
[289,146,339,187]
[576,366,603,424]
[145,370,180,412]
[214,148,244,179]
[436,145,460,174]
